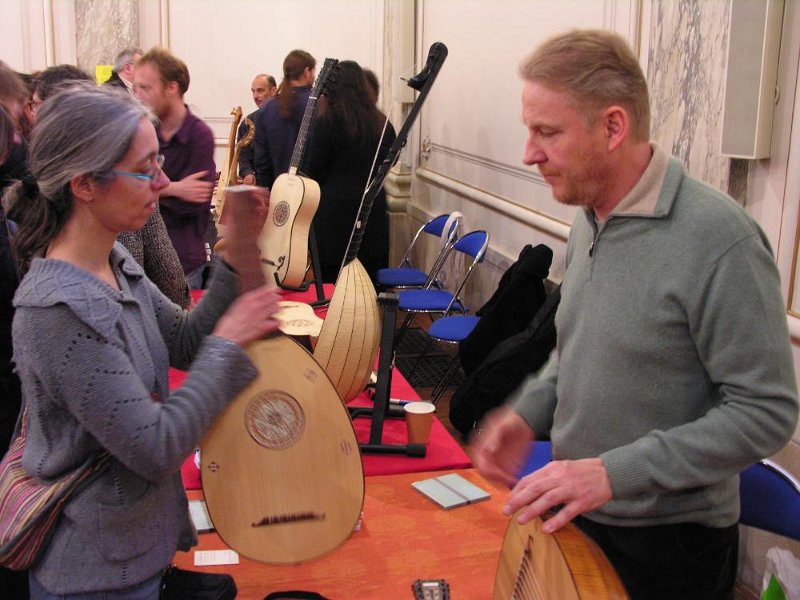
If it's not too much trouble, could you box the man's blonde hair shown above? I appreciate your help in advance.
[520,29,650,140]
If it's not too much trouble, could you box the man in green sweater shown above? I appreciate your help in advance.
[473,29,798,600]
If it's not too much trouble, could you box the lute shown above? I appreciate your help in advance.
[314,43,449,403]
[258,58,338,289]
[201,186,364,564]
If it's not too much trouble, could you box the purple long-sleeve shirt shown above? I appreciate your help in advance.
[158,107,216,273]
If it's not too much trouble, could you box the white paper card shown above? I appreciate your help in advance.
[188,499,214,533]
[194,549,240,566]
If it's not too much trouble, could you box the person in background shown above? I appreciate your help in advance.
[0,102,29,600]
[6,83,281,598]
[471,29,798,600]
[15,71,36,141]
[30,64,93,118]
[363,68,380,105]
[0,62,29,191]
[253,49,315,189]
[134,47,215,290]
[105,47,143,94]
[305,60,396,284]
[237,73,277,186]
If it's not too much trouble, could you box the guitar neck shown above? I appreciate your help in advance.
[287,57,338,173]
[288,94,318,171]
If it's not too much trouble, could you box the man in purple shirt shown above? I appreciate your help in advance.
[135,48,215,289]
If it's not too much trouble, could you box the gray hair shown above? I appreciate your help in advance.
[7,83,154,273]
[113,47,144,73]
[31,82,152,193]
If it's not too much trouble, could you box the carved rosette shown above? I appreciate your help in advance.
[245,390,305,449]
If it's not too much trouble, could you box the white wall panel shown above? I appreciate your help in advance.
[0,0,75,72]
[152,0,384,157]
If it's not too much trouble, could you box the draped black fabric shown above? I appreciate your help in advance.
[458,243,552,374]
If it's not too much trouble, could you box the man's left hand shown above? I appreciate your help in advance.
[503,458,612,533]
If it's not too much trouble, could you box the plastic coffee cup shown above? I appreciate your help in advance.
[404,401,435,444]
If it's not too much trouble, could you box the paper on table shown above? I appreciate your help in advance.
[194,549,240,566]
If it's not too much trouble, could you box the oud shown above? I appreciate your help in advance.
[258,58,338,289]
[202,186,364,564]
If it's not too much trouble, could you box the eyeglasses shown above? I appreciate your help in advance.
[110,154,165,181]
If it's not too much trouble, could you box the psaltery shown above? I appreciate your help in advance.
[314,43,449,403]
[493,513,629,600]
[201,186,364,565]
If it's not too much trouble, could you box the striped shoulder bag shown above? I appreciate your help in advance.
[0,407,109,570]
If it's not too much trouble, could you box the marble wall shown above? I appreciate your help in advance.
[647,0,733,195]
[75,0,139,76]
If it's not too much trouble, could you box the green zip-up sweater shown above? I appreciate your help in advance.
[511,145,798,528]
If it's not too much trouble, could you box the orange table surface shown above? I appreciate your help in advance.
[176,468,511,600]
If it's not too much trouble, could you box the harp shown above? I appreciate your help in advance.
[493,513,629,600]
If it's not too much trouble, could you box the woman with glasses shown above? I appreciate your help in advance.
[5,83,281,599]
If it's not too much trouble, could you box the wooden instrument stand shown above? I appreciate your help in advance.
[348,293,426,457]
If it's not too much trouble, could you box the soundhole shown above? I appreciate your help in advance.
[245,391,305,449]
[272,201,291,227]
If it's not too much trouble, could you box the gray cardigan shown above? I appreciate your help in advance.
[12,244,256,594]
[512,147,798,528]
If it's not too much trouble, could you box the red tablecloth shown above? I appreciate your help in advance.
[176,284,470,489]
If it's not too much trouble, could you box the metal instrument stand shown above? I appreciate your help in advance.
[348,293,426,457]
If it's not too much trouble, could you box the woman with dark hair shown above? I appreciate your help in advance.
[5,83,281,598]
[0,103,29,600]
[305,60,396,283]
[253,49,316,188]
[0,62,29,194]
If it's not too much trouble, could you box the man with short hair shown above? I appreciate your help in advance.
[105,47,142,93]
[134,47,215,289]
[238,73,277,186]
[473,29,798,600]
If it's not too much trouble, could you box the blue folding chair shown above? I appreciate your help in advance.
[739,459,800,540]
[424,314,481,402]
[393,230,490,349]
[377,213,461,291]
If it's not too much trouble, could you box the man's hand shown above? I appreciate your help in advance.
[503,458,612,533]
[471,407,535,489]
[162,171,213,203]
[241,173,256,186]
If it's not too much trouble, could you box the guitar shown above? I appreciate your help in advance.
[258,58,338,289]
[314,43,449,404]
[215,114,255,242]
[201,186,364,565]
[493,512,629,599]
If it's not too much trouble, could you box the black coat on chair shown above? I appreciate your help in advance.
[458,243,552,375]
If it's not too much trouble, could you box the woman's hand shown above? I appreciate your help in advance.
[222,186,270,292]
[212,285,282,347]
